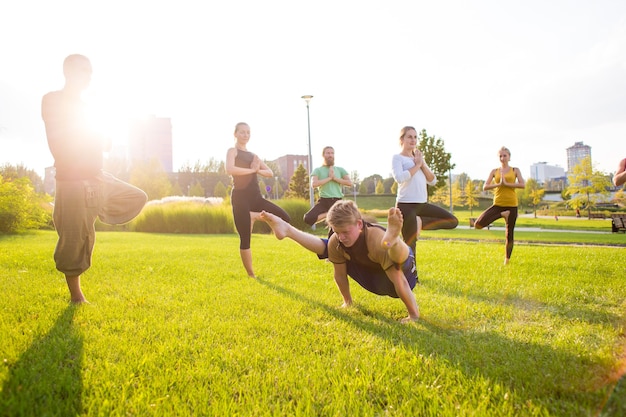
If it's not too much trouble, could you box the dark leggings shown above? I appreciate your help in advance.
[474,205,518,259]
[232,189,291,249]
[303,197,341,226]
[396,202,458,254]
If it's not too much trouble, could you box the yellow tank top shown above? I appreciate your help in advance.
[493,168,518,207]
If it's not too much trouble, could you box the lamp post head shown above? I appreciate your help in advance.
[301,95,313,105]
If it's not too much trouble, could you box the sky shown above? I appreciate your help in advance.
[1,0,625,183]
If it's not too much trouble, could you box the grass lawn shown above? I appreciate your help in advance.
[1,230,625,416]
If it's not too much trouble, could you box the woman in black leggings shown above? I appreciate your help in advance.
[392,126,458,258]
[226,122,291,278]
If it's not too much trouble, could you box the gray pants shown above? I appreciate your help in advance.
[53,171,147,276]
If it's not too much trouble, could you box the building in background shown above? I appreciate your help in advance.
[129,116,173,172]
[530,162,565,185]
[566,141,591,173]
[273,154,308,183]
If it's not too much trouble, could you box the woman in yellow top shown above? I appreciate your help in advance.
[474,147,526,264]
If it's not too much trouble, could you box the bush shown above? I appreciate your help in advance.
[130,197,314,235]
[132,198,233,233]
[0,176,52,233]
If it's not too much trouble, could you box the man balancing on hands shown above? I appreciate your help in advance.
[260,200,419,323]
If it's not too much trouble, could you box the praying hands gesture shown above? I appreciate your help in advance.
[413,149,424,169]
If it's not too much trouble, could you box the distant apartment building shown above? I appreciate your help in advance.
[273,154,309,182]
[566,141,591,173]
[529,162,565,185]
[129,116,173,173]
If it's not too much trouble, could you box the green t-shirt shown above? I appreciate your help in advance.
[312,165,348,198]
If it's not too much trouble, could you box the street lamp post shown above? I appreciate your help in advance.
[301,95,315,215]
[448,157,453,212]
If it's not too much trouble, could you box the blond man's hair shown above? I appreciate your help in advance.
[326,200,362,229]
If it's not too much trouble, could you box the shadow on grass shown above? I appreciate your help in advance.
[258,278,615,414]
[1,305,83,415]
[431,282,623,326]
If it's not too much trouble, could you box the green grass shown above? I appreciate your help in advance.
[1,231,625,416]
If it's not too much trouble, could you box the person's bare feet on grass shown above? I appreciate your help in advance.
[382,207,404,248]
[259,211,289,239]
[66,276,89,304]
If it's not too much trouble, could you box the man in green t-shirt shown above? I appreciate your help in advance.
[304,146,352,226]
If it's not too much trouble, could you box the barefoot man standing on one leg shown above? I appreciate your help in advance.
[260,200,419,323]
[42,54,148,303]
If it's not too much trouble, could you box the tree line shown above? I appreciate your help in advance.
[1,130,624,233]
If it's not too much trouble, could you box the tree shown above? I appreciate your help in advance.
[463,178,479,216]
[130,159,172,201]
[360,174,383,195]
[612,188,625,207]
[177,159,230,197]
[382,177,395,194]
[0,163,44,193]
[431,184,449,207]
[264,160,282,179]
[214,181,228,199]
[456,172,470,191]
[285,163,309,200]
[375,180,384,194]
[525,178,545,218]
[171,182,183,196]
[189,181,205,197]
[350,170,360,187]
[565,156,611,218]
[451,179,464,208]
[391,181,398,195]
[417,129,454,196]
[0,174,51,233]
[258,179,269,198]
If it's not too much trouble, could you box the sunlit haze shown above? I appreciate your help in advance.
[1,1,625,182]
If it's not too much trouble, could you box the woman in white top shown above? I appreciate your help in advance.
[392,126,458,257]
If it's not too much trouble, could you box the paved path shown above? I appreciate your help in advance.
[456,225,610,234]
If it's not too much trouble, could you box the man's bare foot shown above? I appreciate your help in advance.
[70,298,89,304]
[504,258,510,265]
[259,211,289,239]
[382,207,403,248]
[501,210,510,222]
